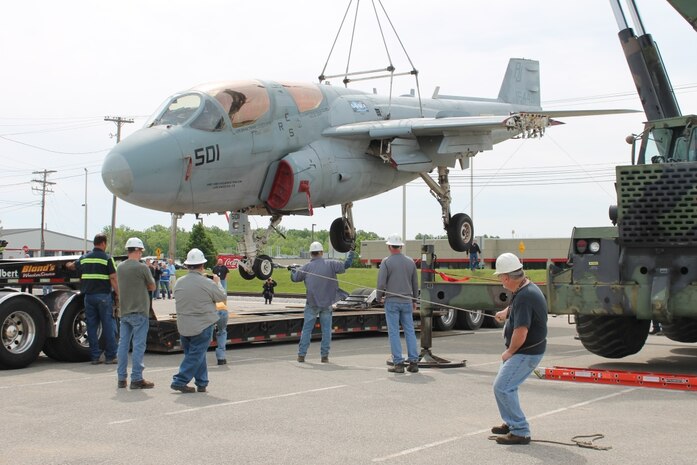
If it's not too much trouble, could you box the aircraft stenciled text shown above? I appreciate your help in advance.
[194,144,220,166]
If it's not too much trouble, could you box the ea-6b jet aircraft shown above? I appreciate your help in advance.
[102,58,630,280]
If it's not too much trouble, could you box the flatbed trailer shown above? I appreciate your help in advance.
[0,256,388,369]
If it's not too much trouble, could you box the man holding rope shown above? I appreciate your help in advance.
[290,241,355,363]
[376,234,420,374]
[491,253,547,445]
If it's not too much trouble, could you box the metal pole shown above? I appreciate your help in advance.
[169,213,178,260]
[470,156,474,222]
[83,168,88,253]
[402,185,406,242]
[104,116,134,255]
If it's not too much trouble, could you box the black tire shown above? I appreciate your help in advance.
[238,264,256,281]
[330,217,353,253]
[662,318,697,343]
[0,298,47,369]
[456,309,484,330]
[434,308,457,331]
[447,213,474,252]
[576,315,649,359]
[482,310,505,328]
[253,255,274,280]
[42,302,91,362]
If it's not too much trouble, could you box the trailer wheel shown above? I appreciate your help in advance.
[42,303,91,362]
[576,315,649,359]
[456,309,484,330]
[434,308,457,331]
[662,318,697,343]
[482,310,505,328]
[0,299,47,369]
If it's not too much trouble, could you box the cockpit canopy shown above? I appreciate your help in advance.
[145,80,324,132]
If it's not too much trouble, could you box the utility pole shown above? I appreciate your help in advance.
[104,116,134,255]
[32,169,57,257]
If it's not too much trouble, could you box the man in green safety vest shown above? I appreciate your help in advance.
[68,233,119,364]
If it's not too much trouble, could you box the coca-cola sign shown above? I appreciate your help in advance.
[218,254,243,269]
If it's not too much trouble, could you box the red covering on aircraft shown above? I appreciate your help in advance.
[298,180,313,215]
[267,160,293,209]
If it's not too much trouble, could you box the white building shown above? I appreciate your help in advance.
[0,228,93,258]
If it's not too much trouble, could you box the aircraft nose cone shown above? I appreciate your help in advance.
[102,150,133,196]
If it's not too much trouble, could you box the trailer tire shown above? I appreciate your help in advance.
[576,315,649,359]
[456,309,484,330]
[482,310,505,328]
[0,299,47,369]
[434,308,457,331]
[662,318,697,343]
[42,302,91,362]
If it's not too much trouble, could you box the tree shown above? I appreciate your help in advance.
[187,222,217,268]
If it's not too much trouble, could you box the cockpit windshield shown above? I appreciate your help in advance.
[148,94,202,127]
[195,80,270,128]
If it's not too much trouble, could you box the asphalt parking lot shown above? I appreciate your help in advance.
[2,302,696,465]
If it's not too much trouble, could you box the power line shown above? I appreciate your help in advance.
[32,169,56,256]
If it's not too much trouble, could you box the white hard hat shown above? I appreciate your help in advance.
[385,233,404,246]
[125,237,144,250]
[493,253,523,275]
[309,241,323,253]
[184,248,207,265]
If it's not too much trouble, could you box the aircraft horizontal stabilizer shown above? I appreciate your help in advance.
[531,109,640,118]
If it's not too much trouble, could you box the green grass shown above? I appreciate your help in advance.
[176,267,549,295]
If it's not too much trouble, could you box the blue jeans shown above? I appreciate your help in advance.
[160,280,171,299]
[297,305,332,357]
[493,353,544,437]
[172,325,214,388]
[152,280,160,299]
[215,310,228,361]
[385,300,419,364]
[84,293,117,361]
[116,313,149,382]
[220,280,227,293]
[470,253,478,271]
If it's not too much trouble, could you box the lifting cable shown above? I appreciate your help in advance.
[318,0,423,118]
[286,265,501,321]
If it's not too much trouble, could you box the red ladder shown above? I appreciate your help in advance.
[534,366,697,391]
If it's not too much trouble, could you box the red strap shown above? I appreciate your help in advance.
[422,269,471,283]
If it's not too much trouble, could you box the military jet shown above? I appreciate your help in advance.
[101,58,630,280]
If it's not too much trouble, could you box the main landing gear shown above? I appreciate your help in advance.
[329,202,357,253]
[420,166,474,252]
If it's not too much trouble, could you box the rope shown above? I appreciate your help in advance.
[487,434,612,450]
[288,265,500,321]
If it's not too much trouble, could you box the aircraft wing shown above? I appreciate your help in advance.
[322,115,525,139]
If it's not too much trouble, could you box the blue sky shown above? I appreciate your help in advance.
[1,0,695,244]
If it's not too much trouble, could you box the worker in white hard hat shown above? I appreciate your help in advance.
[376,234,419,374]
[290,241,356,363]
[171,248,227,393]
[116,237,157,389]
[490,252,548,445]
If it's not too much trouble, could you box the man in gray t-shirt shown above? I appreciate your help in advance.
[116,238,156,389]
[377,234,419,374]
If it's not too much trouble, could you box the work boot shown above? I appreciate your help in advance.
[297,355,305,363]
[130,379,154,389]
[388,363,405,373]
[170,383,195,393]
[217,359,227,365]
[117,379,127,389]
[197,385,207,393]
[321,356,329,363]
[104,358,118,365]
[491,424,510,435]
[495,433,531,445]
[407,362,419,373]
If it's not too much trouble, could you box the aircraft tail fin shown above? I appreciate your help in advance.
[497,58,541,108]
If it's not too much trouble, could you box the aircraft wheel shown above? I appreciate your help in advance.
[253,255,274,280]
[238,264,256,281]
[330,218,353,253]
[447,213,474,252]
[0,298,47,369]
